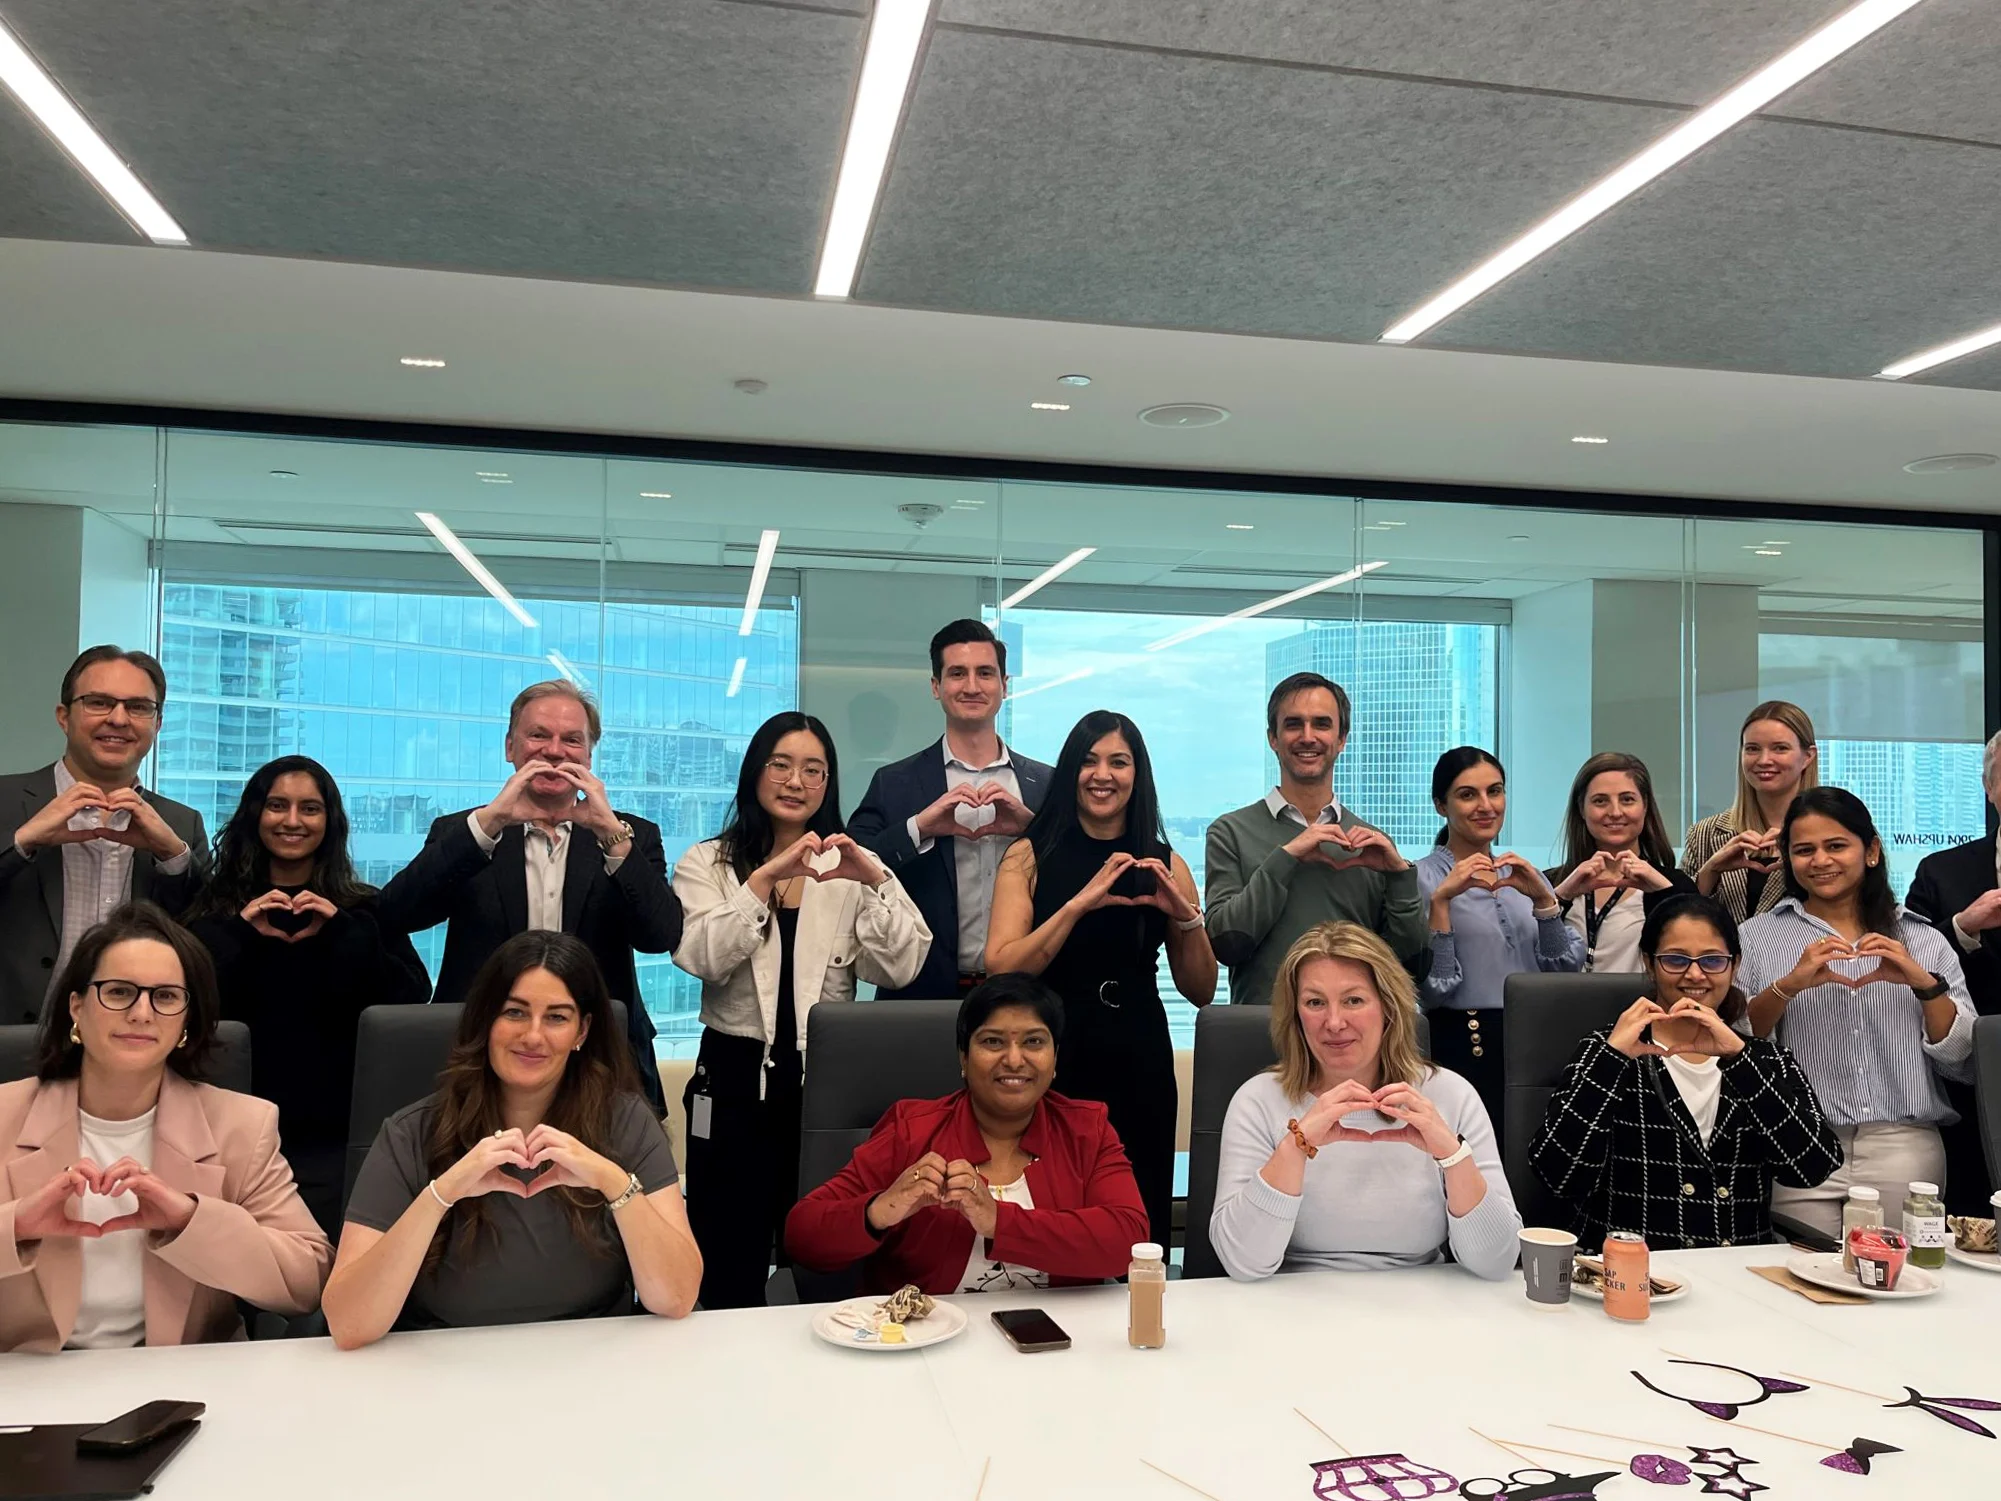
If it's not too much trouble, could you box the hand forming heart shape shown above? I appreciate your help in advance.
[804,846,843,876]
[953,801,998,832]
[1824,954,1894,990]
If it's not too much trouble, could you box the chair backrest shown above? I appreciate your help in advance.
[1502,971,1649,1231]
[1183,1004,1432,1281]
[0,1020,251,1095]
[344,1001,627,1208]
[1977,1015,2001,1192]
[794,1000,963,1303]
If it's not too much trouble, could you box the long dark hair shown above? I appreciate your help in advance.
[1553,751,1677,879]
[1639,892,1748,1026]
[423,932,639,1268]
[1780,786,1898,937]
[1430,746,1505,847]
[1025,710,1168,868]
[36,902,219,1080]
[186,756,372,919]
[714,712,845,882]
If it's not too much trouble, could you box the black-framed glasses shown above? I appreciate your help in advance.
[68,693,161,722]
[87,979,189,1015]
[763,758,828,788]
[1655,952,1734,975]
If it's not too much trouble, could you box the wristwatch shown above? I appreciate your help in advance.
[1912,972,1951,1002]
[1433,1135,1472,1170]
[598,820,635,854]
[605,1172,643,1211]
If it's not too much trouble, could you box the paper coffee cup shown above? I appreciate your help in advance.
[1519,1227,1578,1307]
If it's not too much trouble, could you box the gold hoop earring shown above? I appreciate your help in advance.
[69,1023,82,1046]
[175,1032,188,1050]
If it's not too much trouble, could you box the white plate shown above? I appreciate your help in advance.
[1945,1243,2001,1274]
[1785,1251,1942,1299]
[811,1295,968,1352]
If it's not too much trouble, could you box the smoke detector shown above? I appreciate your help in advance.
[898,503,945,529]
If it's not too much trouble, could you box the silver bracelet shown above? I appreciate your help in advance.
[605,1172,643,1212]
[426,1179,454,1210]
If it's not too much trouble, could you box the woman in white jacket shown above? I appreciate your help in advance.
[671,711,930,1309]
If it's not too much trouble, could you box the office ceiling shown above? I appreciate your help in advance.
[0,0,1997,394]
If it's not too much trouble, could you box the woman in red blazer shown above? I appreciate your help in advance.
[785,973,1148,1295]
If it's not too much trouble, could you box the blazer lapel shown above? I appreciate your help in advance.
[495,827,531,937]
[560,824,598,935]
[8,1081,86,1346]
[144,1074,226,1347]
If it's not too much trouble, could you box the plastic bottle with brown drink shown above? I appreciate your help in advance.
[1602,1230,1651,1322]
[1128,1242,1166,1348]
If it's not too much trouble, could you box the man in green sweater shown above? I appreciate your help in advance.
[1204,673,1428,1005]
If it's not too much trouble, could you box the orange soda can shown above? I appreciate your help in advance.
[1602,1231,1651,1322]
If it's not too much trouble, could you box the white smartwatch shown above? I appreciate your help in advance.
[1433,1135,1473,1170]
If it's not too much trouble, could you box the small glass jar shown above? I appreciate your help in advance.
[1903,1181,1947,1270]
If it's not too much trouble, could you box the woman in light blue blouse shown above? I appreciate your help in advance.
[1416,747,1584,1138]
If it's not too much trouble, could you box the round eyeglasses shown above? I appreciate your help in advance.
[86,979,190,1015]
[763,759,828,788]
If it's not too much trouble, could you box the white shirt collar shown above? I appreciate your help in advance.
[1264,787,1342,824]
[943,737,1013,775]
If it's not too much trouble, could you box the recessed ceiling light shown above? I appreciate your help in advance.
[738,530,780,636]
[1753,549,1785,557]
[415,512,538,628]
[1056,374,1093,387]
[1139,403,1230,428]
[268,469,299,480]
[1508,535,1531,543]
[1379,0,1924,344]
[0,18,188,244]
[1570,435,1611,445]
[1225,523,1254,531]
[1902,453,1999,474]
[475,471,509,478]
[1373,520,1407,527]
[1878,321,2001,381]
[1363,523,1397,531]
[639,491,674,499]
[1762,539,1789,545]
[478,477,512,485]
[999,547,1097,610]
[1145,562,1388,652]
[812,0,934,297]
[1030,401,1072,412]
[953,497,987,506]
[399,356,447,369]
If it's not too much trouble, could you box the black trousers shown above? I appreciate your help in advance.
[682,1028,802,1311]
[1426,1007,1505,1155]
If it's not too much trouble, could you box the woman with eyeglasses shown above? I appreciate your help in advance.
[671,712,931,1308]
[1530,893,1840,1251]
[184,756,431,1235]
[0,903,331,1353]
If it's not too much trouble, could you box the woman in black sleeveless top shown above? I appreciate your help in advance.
[986,711,1216,1245]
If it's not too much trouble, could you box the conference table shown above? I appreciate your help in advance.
[4,1245,1994,1499]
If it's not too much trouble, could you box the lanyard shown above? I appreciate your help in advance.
[1583,887,1627,957]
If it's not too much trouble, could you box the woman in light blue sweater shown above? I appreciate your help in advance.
[1210,921,1520,1280]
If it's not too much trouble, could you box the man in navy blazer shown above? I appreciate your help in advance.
[378,681,679,1109]
[847,621,1052,1000]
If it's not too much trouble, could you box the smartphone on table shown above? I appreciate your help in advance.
[76,1400,206,1453]
[991,1308,1071,1352]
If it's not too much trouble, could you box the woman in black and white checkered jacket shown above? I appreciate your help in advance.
[1530,893,1841,1252]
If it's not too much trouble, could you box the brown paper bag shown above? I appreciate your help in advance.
[1749,1264,1869,1305]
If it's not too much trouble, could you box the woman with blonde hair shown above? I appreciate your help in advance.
[1681,701,1819,923]
[1208,922,1519,1280]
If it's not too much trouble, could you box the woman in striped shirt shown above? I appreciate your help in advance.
[1739,787,1976,1237]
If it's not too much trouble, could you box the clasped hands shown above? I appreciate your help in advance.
[867,1151,1000,1238]
[1607,997,1745,1060]
[434,1126,628,1204]
[12,1158,197,1243]
[1294,1079,1460,1159]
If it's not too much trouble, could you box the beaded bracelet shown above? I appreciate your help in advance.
[1285,1118,1318,1159]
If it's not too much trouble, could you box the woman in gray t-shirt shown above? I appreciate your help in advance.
[324,932,701,1347]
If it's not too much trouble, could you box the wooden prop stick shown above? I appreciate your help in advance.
[1551,1423,1682,1450]
[1471,1429,1535,1466]
[1140,1459,1229,1501]
[974,1456,991,1501]
[1698,1413,1844,1453]
[1294,1408,1350,1456]
[1778,1370,1897,1403]
[1503,1439,1632,1467]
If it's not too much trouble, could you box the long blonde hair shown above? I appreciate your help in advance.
[1268,922,1427,1100]
[1728,700,1818,832]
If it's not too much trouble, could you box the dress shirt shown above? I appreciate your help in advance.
[1947,832,2001,952]
[1737,897,1976,1128]
[1264,787,1343,828]
[52,761,192,980]
[904,741,1020,974]
[1415,847,1584,1011]
[465,811,624,932]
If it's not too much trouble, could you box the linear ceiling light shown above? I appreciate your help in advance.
[726,657,748,698]
[414,512,539,629]
[812,0,933,297]
[1008,666,1098,701]
[1144,561,1388,652]
[1379,0,1926,345]
[1876,318,2001,380]
[0,18,188,245]
[545,651,588,687]
[999,547,1097,611]
[739,529,781,636]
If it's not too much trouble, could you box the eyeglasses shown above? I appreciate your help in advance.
[1654,952,1734,975]
[68,693,162,722]
[763,759,828,788]
[86,979,190,1015]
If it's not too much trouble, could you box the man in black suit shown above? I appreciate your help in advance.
[0,645,207,1022]
[378,679,680,1109]
[847,620,1052,1000]
[1906,730,2001,1215]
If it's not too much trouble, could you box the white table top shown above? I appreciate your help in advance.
[4,1246,1995,1500]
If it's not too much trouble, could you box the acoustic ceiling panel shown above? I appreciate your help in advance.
[0,0,862,290]
[1431,119,2001,379]
[0,103,143,244]
[1776,0,2001,145]
[858,29,1673,340]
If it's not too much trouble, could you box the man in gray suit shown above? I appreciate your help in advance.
[0,645,207,1021]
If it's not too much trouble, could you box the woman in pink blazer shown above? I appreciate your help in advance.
[1,903,331,1353]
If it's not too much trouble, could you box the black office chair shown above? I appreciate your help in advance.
[1977,1015,2001,1191]
[791,1000,963,1304]
[1501,973,1641,1232]
[1183,1003,1433,1280]
[0,1020,252,1094]
[343,1000,628,1210]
